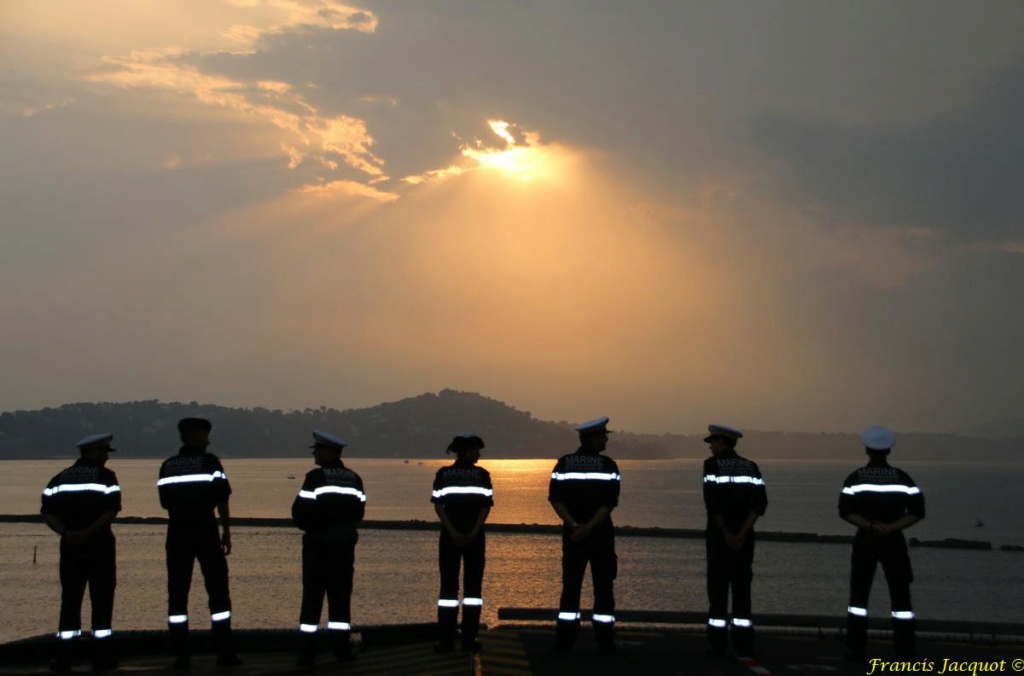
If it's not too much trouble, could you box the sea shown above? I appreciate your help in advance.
[2,458,1022,643]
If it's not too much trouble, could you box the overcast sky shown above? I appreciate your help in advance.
[2,1,1022,435]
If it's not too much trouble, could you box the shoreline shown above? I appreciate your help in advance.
[1,514,1016,551]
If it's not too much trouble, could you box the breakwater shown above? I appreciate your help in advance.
[2,514,1015,550]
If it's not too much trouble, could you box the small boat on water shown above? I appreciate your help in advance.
[974,519,984,527]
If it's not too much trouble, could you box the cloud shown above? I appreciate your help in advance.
[0,73,76,118]
[84,47,386,180]
[753,66,1024,244]
[219,0,377,52]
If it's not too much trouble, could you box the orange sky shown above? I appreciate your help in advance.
[2,1,1023,434]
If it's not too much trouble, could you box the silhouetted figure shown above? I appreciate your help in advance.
[41,433,121,672]
[431,433,493,653]
[549,417,621,654]
[292,430,366,666]
[702,423,767,658]
[840,426,925,662]
[157,417,241,668]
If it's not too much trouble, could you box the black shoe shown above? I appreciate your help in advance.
[705,647,727,659]
[735,648,756,660]
[552,641,573,653]
[334,646,355,663]
[462,639,482,653]
[296,653,316,668]
[215,654,243,667]
[598,641,617,655]
[433,641,456,654]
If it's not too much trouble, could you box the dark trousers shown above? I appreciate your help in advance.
[300,533,356,633]
[166,520,234,658]
[437,531,485,644]
[706,530,755,653]
[58,532,116,635]
[846,531,915,656]
[556,532,616,647]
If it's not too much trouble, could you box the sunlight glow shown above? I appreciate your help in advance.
[460,120,554,182]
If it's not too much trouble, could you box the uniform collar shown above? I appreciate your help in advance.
[178,445,206,456]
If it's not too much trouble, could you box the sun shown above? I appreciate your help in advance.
[461,120,554,182]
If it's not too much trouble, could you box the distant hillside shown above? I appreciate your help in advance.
[0,389,1021,461]
[957,417,1024,440]
[0,390,671,460]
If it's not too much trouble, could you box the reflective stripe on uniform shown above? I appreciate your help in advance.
[211,611,231,622]
[328,621,352,630]
[847,606,868,617]
[592,614,615,624]
[157,472,226,486]
[93,629,113,639]
[842,484,920,496]
[703,475,764,486]
[437,599,459,608]
[42,483,121,496]
[892,610,915,620]
[462,597,483,607]
[708,618,728,628]
[300,623,318,633]
[557,611,581,621]
[431,486,494,499]
[550,472,620,481]
[57,630,81,640]
[298,486,367,502]
[732,618,753,627]
[168,615,188,624]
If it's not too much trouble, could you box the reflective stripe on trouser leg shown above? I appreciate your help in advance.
[846,607,869,654]
[437,599,459,643]
[707,617,728,652]
[168,618,190,660]
[461,598,483,644]
[732,618,754,656]
[459,535,486,645]
[892,609,916,656]
[92,629,113,639]
[210,612,236,660]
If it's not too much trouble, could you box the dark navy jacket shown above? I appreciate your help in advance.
[839,460,925,524]
[548,451,621,537]
[158,447,232,522]
[41,459,122,535]
[292,461,366,534]
[431,460,494,534]
[703,451,768,532]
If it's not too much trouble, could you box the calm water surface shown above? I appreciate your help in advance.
[2,458,1021,642]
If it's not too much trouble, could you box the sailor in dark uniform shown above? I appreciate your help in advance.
[548,417,621,654]
[702,423,767,658]
[157,417,242,668]
[292,430,366,666]
[431,433,493,653]
[40,433,122,672]
[839,426,925,662]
